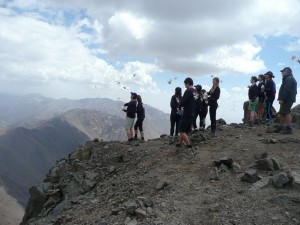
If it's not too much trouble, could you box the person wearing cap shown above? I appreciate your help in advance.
[263,71,276,124]
[176,77,196,153]
[276,67,297,134]
[133,95,145,141]
[122,92,138,143]
[208,77,221,135]
[192,84,202,129]
[247,76,259,126]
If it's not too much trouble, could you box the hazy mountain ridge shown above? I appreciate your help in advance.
[0,117,89,206]
[0,93,169,211]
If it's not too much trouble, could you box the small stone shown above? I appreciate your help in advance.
[156,181,168,190]
[209,203,220,212]
[270,138,278,143]
[232,162,241,173]
[256,158,274,171]
[272,172,290,188]
[290,171,300,191]
[253,152,268,160]
[292,218,299,224]
[124,199,137,215]
[241,169,259,183]
[271,158,281,170]
[98,219,108,225]
[249,177,271,191]
[135,208,147,218]
[137,196,153,207]
[111,208,120,215]
[153,207,166,219]
[220,156,233,167]
[219,164,229,172]
[109,166,115,173]
[210,167,219,180]
[125,219,137,225]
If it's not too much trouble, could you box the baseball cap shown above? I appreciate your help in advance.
[280,67,292,73]
[264,71,275,78]
[131,92,137,99]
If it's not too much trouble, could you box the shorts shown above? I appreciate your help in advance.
[248,98,259,111]
[279,102,293,114]
[124,117,135,130]
[134,118,144,131]
[179,116,193,133]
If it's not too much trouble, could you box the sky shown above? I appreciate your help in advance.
[0,0,300,123]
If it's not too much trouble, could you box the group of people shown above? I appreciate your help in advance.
[246,67,297,134]
[170,77,221,149]
[122,92,145,142]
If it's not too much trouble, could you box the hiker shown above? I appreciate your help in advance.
[192,85,202,129]
[122,92,138,143]
[263,71,276,124]
[247,76,259,126]
[176,77,195,149]
[208,77,221,135]
[199,89,209,129]
[134,95,145,141]
[170,87,182,141]
[276,67,297,134]
[257,74,266,120]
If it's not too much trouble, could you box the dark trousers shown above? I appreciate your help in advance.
[193,112,200,129]
[170,114,181,136]
[200,108,208,128]
[209,104,218,133]
[265,99,274,120]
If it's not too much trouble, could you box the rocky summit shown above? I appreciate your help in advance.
[21,117,300,224]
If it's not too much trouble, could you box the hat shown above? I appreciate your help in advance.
[280,67,292,73]
[131,92,137,99]
[264,71,275,78]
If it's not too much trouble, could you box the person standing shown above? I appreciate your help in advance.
[257,74,266,120]
[208,77,221,135]
[134,95,145,141]
[247,76,259,126]
[276,67,297,134]
[170,87,182,141]
[122,92,137,143]
[176,77,195,149]
[263,71,276,124]
[192,85,202,129]
[199,89,209,129]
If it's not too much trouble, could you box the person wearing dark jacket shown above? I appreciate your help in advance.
[170,87,182,138]
[122,92,137,143]
[276,67,297,134]
[199,89,209,129]
[247,76,259,126]
[208,77,221,135]
[176,77,196,151]
[134,95,145,141]
[192,85,202,129]
[257,74,265,119]
[263,71,276,124]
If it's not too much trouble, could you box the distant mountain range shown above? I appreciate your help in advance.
[0,93,170,210]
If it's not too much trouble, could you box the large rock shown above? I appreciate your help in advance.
[256,158,275,171]
[69,146,92,161]
[241,169,259,183]
[20,186,47,225]
[272,172,290,188]
[290,171,300,191]
[124,199,138,215]
[210,167,219,180]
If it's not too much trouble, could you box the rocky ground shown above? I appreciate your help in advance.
[21,117,300,225]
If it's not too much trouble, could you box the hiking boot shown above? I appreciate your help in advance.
[279,126,293,134]
[133,137,139,140]
[266,120,274,125]
[273,125,283,133]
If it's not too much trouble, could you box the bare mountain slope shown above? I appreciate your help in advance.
[0,117,89,206]
[21,121,300,225]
